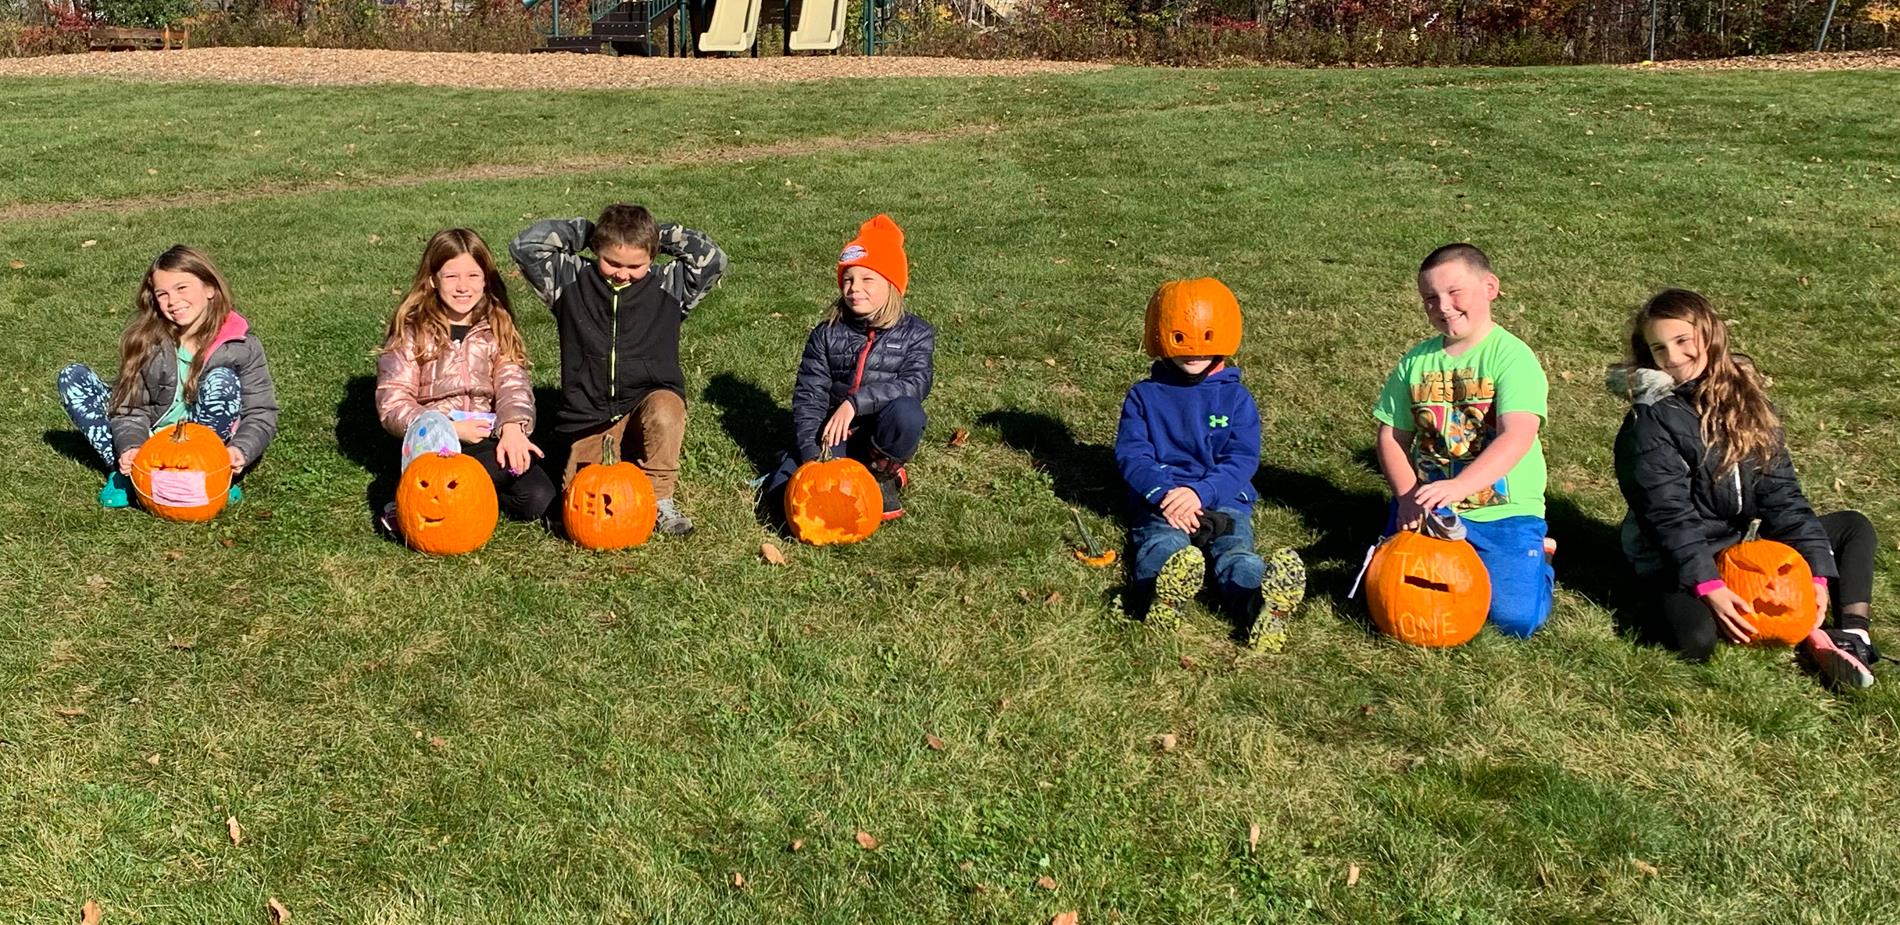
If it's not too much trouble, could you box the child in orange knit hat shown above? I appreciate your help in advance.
[759,214,936,522]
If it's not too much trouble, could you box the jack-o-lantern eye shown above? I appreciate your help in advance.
[396,453,498,556]
[1144,278,1242,359]
[563,437,656,551]
[447,478,459,490]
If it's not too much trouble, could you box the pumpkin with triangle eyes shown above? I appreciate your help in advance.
[1143,277,1242,359]
[396,450,497,556]
[1365,530,1491,648]
[563,437,656,551]
[130,421,232,523]
[1718,538,1815,647]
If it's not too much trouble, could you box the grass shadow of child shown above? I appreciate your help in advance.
[701,372,795,529]
[42,429,107,474]
[973,409,1121,519]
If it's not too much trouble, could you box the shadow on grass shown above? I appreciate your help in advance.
[974,409,1121,519]
[702,372,794,529]
[335,375,397,513]
[43,428,106,474]
[1251,460,1388,629]
[1546,494,1626,613]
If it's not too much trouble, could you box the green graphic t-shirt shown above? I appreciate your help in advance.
[1372,325,1548,522]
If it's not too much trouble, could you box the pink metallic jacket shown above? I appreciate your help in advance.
[375,320,536,437]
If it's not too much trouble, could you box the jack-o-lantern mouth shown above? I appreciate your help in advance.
[1402,575,1452,593]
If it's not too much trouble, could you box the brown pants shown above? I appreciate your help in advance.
[564,390,685,500]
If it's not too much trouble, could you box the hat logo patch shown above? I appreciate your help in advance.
[840,244,867,262]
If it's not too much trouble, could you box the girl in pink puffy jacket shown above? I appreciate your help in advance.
[375,229,556,529]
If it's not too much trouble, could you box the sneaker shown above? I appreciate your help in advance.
[375,501,399,539]
[1149,545,1204,633]
[654,498,695,536]
[873,463,908,523]
[98,471,132,509]
[1247,547,1307,653]
[1420,506,1466,541]
[1801,627,1878,691]
[1543,536,1558,562]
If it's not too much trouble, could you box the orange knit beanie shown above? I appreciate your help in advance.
[836,214,908,295]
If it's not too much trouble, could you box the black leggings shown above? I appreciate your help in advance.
[1629,510,1877,662]
[463,437,558,522]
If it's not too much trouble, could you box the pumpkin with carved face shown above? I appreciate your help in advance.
[1143,277,1242,359]
[785,450,881,546]
[1366,530,1491,647]
[1718,538,1815,646]
[396,450,497,556]
[563,438,656,550]
[129,421,232,523]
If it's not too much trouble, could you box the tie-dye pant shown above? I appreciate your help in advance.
[57,363,241,470]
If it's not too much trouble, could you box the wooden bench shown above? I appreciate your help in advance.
[89,25,190,51]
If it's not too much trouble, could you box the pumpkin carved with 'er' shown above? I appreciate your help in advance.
[1718,530,1816,647]
[1365,529,1491,648]
[564,436,656,551]
[130,421,233,523]
[785,448,881,546]
[396,450,498,556]
[1143,277,1243,359]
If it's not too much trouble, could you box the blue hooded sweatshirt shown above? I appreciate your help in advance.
[1114,361,1261,512]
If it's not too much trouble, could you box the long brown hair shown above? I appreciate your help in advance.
[112,245,236,413]
[1627,288,1781,475]
[380,228,527,366]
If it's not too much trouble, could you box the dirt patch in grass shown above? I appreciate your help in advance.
[1635,48,1900,71]
[0,46,1108,90]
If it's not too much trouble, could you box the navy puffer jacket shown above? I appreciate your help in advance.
[790,311,935,462]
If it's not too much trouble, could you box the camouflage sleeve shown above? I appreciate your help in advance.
[510,218,593,311]
[657,222,728,317]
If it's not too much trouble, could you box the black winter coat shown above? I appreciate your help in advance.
[790,311,935,462]
[1611,370,1835,591]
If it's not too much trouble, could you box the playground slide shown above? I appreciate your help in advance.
[788,0,847,50]
[697,0,764,52]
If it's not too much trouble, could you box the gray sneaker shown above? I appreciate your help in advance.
[654,498,694,536]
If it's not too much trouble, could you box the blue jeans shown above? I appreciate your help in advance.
[57,363,241,470]
[1131,504,1263,597]
[1383,505,1552,638]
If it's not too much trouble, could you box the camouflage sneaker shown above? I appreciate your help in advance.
[654,498,695,537]
[1149,545,1205,632]
[1247,548,1307,653]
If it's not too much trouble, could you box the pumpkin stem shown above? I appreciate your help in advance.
[170,422,190,442]
[1743,518,1762,543]
[816,444,834,463]
[603,435,618,467]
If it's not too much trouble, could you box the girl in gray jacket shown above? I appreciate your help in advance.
[58,245,279,508]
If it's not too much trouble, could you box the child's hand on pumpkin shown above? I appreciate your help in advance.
[496,423,543,475]
[1393,494,1426,532]
[118,447,139,476]
[821,402,856,448]
[1701,585,1758,644]
[1159,486,1203,533]
[1410,476,1472,517]
[455,418,494,444]
[227,446,247,473]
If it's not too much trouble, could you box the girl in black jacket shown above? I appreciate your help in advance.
[762,214,935,522]
[1611,289,1880,688]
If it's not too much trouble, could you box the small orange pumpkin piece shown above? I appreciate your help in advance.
[1143,277,1242,359]
[564,436,656,551]
[1365,530,1491,648]
[784,449,881,546]
[1718,537,1815,647]
[1073,548,1118,567]
[396,450,498,556]
[129,421,232,523]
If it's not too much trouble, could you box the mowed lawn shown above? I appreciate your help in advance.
[2,62,1899,924]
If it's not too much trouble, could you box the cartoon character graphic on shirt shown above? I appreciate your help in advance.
[1410,372,1509,512]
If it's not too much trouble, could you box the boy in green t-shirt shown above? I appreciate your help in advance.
[1371,243,1554,637]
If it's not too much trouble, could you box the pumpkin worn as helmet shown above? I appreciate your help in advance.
[1143,278,1242,359]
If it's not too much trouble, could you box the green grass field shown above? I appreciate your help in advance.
[4,62,1900,923]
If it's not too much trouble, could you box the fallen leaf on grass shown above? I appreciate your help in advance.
[760,542,787,566]
[1044,591,1063,605]
[1052,913,1079,925]
[1632,858,1660,877]
[164,550,184,562]
[1153,733,1178,752]
[146,753,160,767]
[924,733,945,751]
[854,830,880,850]
[1247,822,1260,853]
[227,815,243,845]
[788,838,805,852]
[85,574,107,590]
[1347,863,1361,887]
[1035,875,1058,891]
[1179,655,1198,670]
[218,538,235,548]
[947,427,969,448]
[730,872,746,888]
[7,259,24,270]
[429,736,447,750]
[267,896,291,923]
[82,239,97,247]
[80,900,101,924]
[54,707,86,718]
[145,168,157,176]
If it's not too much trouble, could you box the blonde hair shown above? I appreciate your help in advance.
[1627,288,1781,475]
[112,245,236,413]
[381,228,528,367]
[825,287,906,330]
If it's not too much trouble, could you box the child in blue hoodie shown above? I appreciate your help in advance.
[1114,278,1305,651]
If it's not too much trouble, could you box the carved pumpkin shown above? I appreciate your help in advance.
[1143,277,1243,359]
[1718,537,1815,647]
[1365,530,1491,648]
[563,437,656,551]
[129,421,232,523]
[784,448,881,546]
[396,450,497,556]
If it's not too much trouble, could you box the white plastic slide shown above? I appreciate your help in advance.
[697,0,764,53]
[788,0,847,50]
